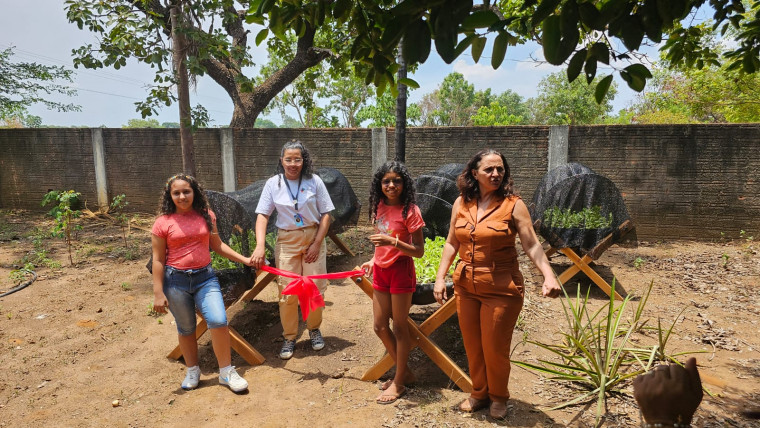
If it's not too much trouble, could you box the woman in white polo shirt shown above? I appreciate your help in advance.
[251,140,335,360]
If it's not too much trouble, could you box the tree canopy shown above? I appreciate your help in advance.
[0,47,79,124]
[65,0,346,127]
[283,0,760,100]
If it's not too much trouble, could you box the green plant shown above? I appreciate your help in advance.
[513,281,652,424]
[721,252,730,268]
[210,231,274,271]
[633,257,646,270]
[41,190,83,265]
[543,206,613,229]
[110,194,130,248]
[120,282,131,291]
[9,263,35,285]
[414,236,458,284]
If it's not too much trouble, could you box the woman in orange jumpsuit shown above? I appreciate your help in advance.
[434,149,561,419]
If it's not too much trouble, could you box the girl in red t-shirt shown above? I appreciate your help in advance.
[361,161,425,404]
[151,174,251,393]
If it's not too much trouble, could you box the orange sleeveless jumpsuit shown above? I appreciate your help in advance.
[452,195,525,403]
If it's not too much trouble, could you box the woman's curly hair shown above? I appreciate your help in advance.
[368,160,416,221]
[159,173,213,232]
[457,149,516,203]
[276,140,314,187]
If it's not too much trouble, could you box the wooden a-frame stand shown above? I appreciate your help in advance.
[542,219,635,301]
[352,267,473,393]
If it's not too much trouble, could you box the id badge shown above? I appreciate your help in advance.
[294,213,304,227]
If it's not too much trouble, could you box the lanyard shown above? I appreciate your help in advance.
[283,174,302,211]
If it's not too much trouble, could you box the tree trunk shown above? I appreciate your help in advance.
[395,38,407,163]
[170,1,196,175]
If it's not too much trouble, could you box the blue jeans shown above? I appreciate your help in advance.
[163,264,227,335]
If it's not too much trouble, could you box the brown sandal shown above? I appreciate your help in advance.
[458,397,490,412]
[489,401,508,419]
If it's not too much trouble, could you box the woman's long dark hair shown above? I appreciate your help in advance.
[457,149,516,203]
[159,173,213,232]
[368,160,416,221]
[276,140,313,187]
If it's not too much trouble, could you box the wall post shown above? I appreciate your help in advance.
[91,128,109,211]
[371,127,388,173]
[548,125,569,171]
[220,128,236,192]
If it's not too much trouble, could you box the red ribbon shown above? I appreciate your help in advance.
[259,265,364,320]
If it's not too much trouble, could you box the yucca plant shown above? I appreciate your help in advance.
[513,280,650,425]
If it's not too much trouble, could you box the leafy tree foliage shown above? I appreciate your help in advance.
[357,90,421,127]
[123,118,162,128]
[528,70,617,124]
[294,0,760,101]
[0,47,79,123]
[254,118,278,128]
[65,0,342,127]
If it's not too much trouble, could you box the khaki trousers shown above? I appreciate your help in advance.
[275,226,328,340]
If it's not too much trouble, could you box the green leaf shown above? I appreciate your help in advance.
[532,0,562,27]
[491,31,508,69]
[567,48,587,82]
[625,63,653,79]
[595,75,613,103]
[620,17,645,51]
[471,36,486,63]
[454,35,475,58]
[589,42,610,65]
[542,15,563,65]
[462,10,500,29]
[255,28,269,46]
[402,19,431,64]
[333,0,351,19]
[398,77,419,89]
[584,57,597,83]
[578,2,604,30]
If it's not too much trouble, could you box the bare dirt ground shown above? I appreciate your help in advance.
[0,210,758,427]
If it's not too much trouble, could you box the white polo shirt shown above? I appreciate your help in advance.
[255,174,335,230]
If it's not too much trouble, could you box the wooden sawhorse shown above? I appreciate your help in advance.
[352,267,473,393]
[167,270,278,365]
[544,220,635,301]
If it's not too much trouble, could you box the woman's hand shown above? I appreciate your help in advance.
[369,233,394,247]
[304,240,321,263]
[251,245,266,269]
[153,292,169,314]
[542,276,561,298]
[360,260,373,276]
[433,278,448,305]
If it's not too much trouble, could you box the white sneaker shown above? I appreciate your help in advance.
[181,366,201,390]
[219,366,248,392]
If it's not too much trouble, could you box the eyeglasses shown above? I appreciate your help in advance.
[381,178,403,186]
[283,158,303,165]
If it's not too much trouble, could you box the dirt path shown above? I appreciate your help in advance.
[0,211,758,427]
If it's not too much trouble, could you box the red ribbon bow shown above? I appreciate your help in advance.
[259,265,364,320]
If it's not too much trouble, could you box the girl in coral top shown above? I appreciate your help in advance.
[151,174,251,393]
[361,161,425,404]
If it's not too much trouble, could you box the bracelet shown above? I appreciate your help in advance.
[394,236,398,247]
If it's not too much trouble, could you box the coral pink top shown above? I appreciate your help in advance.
[152,210,216,270]
[373,201,425,268]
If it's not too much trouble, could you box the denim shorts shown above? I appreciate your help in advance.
[163,264,227,335]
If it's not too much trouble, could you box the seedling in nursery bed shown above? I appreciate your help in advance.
[41,190,83,266]
[633,257,646,270]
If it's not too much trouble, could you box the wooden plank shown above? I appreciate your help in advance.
[587,220,634,260]
[407,317,473,393]
[238,271,277,304]
[560,248,624,301]
[329,233,355,257]
[229,327,266,365]
[557,253,593,284]
[167,317,208,360]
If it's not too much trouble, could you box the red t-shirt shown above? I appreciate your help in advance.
[152,210,217,270]
[373,201,425,268]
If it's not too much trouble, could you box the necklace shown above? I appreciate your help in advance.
[283,174,302,211]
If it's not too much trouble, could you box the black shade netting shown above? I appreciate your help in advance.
[530,162,637,255]
[226,167,361,236]
[415,163,465,239]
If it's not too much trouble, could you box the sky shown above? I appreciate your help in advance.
[1,0,652,128]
